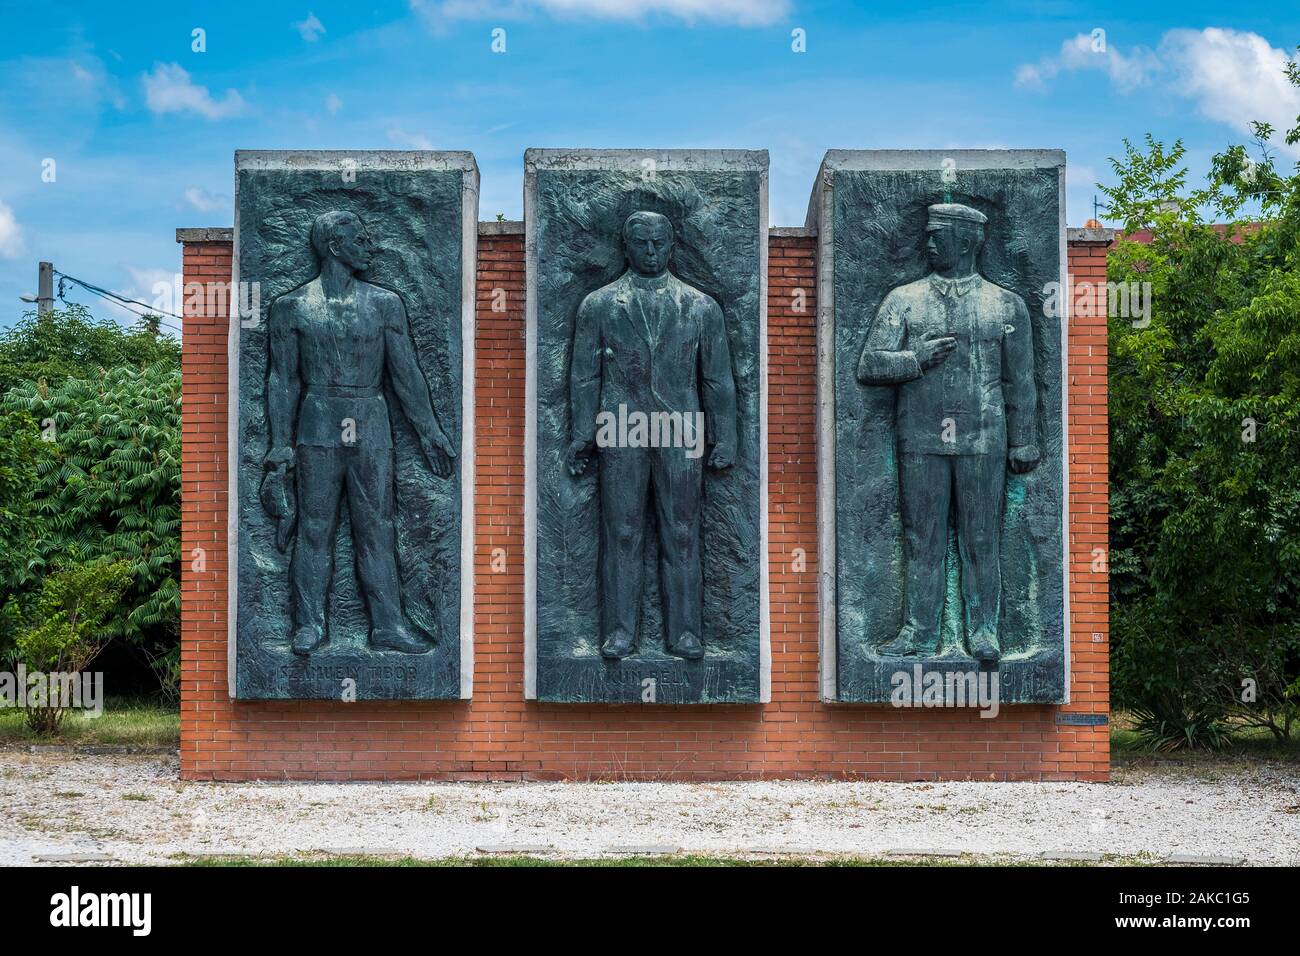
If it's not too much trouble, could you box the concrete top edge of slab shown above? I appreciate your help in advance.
[818,149,1066,174]
[1066,226,1117,242]
[176,227,234,243]
[479,220,525,235]
[234,150,478,173]
[524,148,768,172]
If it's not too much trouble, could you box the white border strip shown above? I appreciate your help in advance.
[756,162,771,703]
[522,158,539,699]
[809,149,1069,703]
[1056,157,1071,705]
[227,156,241,696]
[228,149,479,699]
[808,160,838,702]
[458,164,480,699]
[522,148,771,701]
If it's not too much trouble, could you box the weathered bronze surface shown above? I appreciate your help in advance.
[234,152,474,700]
[814,151,1067,704]
[528,150,767,704]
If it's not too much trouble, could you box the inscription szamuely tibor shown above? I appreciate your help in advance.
[232,150,478,700]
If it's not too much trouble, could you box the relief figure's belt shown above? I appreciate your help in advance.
[305,385,383,398]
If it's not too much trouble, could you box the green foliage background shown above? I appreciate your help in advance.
[1105,62,1300,746]
[0,307,180,677]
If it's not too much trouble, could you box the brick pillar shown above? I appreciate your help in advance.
[471,224,527,709]
[1064,230,1113,763]
[177,231,233,777]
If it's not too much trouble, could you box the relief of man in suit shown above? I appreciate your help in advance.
[567,211,738,660]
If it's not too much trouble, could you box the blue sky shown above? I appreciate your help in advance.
[0,0,1297,328]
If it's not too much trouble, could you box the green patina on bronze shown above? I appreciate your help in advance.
[826,155,1067,703]
[234,156,469,700]
[530,151,765,703]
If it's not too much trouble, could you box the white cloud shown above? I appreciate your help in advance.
[386,127,436,149]
[411,0,789,28]
[0,199,24,259]
[326,92,343,115]
[184,187,231,214]
[1016,28,1300,155]
[1015,32,1160,93]
[1159,28,1300,150]
[295,13,326,42]
[95,267,179,324]
[142,63,245,120]
[59,56,126,110]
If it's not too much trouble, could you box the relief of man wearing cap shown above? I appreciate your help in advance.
[857,203,1040,663]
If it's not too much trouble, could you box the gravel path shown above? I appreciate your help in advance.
[1,751,1297,865]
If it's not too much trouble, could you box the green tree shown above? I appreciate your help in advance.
[0,304,179,393]
[1,364,181,649]
[1104,51,1300,747]
[0,408,45,659]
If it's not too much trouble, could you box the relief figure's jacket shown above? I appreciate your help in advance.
[858,272,1037,456]
[570,270,737,454]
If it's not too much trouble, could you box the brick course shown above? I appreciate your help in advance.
[178,228,1109,781]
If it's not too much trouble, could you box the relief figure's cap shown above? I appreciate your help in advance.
[926,203,988,227]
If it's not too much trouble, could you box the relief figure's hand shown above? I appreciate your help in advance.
[707,444,735,470]
[1007,444,1041,475]
[915,333,957,371]
[567,438,596,477]
[264,446,295,470]
[421,431,457,479]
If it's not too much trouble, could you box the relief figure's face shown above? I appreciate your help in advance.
[926,221,981,274]
[625,220,673,277]
[332,219,376,272]
[925,222,959,272]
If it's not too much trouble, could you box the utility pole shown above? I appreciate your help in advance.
[37,261,54,314]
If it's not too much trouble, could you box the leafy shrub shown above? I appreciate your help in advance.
[12,560,131,734]
[0,304,178,393]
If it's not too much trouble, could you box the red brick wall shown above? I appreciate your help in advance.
[178,227,1109,781]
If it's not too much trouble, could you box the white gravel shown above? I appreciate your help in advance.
[1,750,1297,865]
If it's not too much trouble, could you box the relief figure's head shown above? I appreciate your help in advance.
[311,210,375,274]
[622,210,674,278]
[925,203,987,277]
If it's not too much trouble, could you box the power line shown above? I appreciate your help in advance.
[52,270,186,335]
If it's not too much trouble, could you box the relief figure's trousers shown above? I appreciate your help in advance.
[291,443,405,640]
[898,451,1005,652]
[598,446,703,651]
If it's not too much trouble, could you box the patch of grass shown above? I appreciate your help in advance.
[1111,711,1300,764]
[0,696,178,748]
